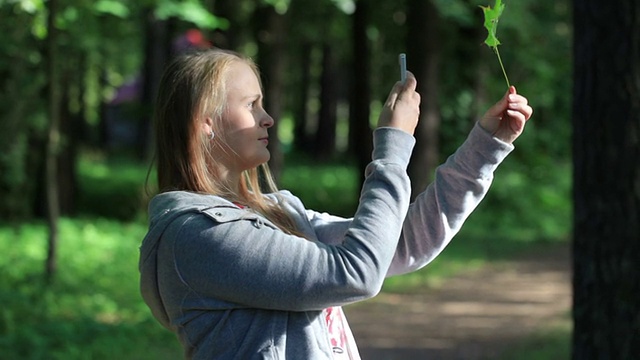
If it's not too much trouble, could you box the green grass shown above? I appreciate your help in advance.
[0,154,572,358]
[0,218,182,359]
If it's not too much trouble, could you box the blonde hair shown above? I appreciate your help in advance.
[154,48,302,236]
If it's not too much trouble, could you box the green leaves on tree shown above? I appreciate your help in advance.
[480,0,510,88]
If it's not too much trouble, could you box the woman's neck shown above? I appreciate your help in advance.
[216,166,241,195]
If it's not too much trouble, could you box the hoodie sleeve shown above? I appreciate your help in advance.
[386,122,514,276]
[166,127,415,312]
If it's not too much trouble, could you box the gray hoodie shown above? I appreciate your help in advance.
[139,124,512,359]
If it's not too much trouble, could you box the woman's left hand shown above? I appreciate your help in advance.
[479,86,533,144]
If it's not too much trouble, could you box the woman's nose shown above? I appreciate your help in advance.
[260,110,274,128]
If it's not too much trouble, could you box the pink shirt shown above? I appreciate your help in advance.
[324,307,361,359]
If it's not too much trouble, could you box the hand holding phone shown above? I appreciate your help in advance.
[377,53,420,135]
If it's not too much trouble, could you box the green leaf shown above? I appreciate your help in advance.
[480,0,510,88]
[93,0,130,19]
[155,0,229,30]
[480,0,505,48]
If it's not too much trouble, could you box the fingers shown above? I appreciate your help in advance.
[506,109,526,124]
[403,71,418,92]
[485,88,511,119]
[384,72,417,109]
[377,72,421,135]
[485,86,532,121]
[383,84,401,108]
[506,91,533,122]
[503,87,533,136]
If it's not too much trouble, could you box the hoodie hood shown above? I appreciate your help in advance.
[138,191,238,329]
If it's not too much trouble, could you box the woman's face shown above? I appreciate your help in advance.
[216,61,274,174]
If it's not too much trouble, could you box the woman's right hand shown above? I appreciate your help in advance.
[376,72,421,135]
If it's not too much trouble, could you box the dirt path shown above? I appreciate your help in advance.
[344,244,571,360]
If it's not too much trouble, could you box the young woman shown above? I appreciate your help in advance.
[139,48,532,359]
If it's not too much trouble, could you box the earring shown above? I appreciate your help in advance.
[209,131,215,140]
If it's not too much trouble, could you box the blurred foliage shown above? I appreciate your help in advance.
[76,153,155,221]
[0,0,571,220]
[280,153,360,218]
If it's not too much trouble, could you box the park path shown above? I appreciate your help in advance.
[344,244,571,360]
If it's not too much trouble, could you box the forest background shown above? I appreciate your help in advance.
[0,0,610,358]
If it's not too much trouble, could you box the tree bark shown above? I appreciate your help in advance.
[315,44,338,159]
[350,0,373,185]
[45,0,61,283]
[293,42,313,153]
[209,0,241,50]
[406,0,441,200]
[0,8,37,220]
[57,72,77,215]
[572,0,640,358]
[138,9,171,162]
[461,5,489,121]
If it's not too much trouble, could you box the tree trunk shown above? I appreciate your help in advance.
[406,0,441,200]
[0,11,36,220]
[293,42,313,153]
[253,4,287,182]
[45,0,61,283]
[57,73,77,215]
[209,0,241,50]
[572,0,640,358]
[314,43,338,159]
[349,0,373,185]
[461,4,489,121]
[98,68,109,149]
[138,9,171,162]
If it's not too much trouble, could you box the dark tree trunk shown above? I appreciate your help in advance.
[253,4,287,181]
[460,4,489,121]
[406,0,441,200]
[98,68,109,149]
[138,9,171,162]
[57,72,77,215]
[0,9,37,220]
[314,44,338,159]
[45,0,61,283]
[572,0,640,358]
[349,0,373,185]
[209,0,241,50]
[293,42,313,153]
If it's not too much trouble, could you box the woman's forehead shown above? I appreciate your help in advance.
[226,62,261,93]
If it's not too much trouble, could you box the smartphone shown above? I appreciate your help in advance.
[399,53,407,83]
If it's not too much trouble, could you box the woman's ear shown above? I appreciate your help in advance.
[202,117,214,138]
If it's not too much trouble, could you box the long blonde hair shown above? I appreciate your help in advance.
[153,49,301,236]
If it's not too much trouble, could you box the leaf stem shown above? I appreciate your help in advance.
[493,46,510,88]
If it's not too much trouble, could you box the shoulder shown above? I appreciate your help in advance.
[266,190,308,217]
[150,190,237,210]
[147,191,243,230]
[266,190,302,206]
[153,192,279,239]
